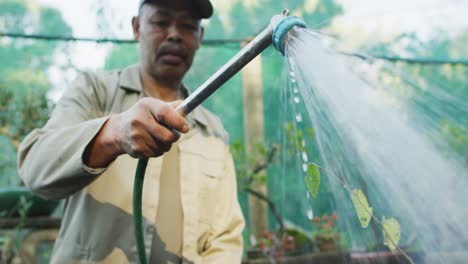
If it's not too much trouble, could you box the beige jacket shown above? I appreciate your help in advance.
[18,65,245,263]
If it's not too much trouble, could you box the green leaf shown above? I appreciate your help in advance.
[305,163,320,198]
[382,217,401,252]
[306,128,315,139]
[351,189,373,228]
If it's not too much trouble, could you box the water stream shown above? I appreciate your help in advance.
[280,28,468,263]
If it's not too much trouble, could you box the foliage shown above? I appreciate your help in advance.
[256,230,296,261]
[0,0,70,185]
[226,0,342,39]
[350,189,373,228]
[0,0,72,74]
[312,213,341,242]
[0,194,33,263]
[0,71,50,148]
[440,121,468,159]
[104,44,138,70]
[382,217,401,253]
[348,189,404,253]
[305,163,320,198]
[230,140,276,189]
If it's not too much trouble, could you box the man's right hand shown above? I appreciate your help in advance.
[83,98,189,168]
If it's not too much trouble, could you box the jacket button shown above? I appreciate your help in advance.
[146,226,156,233]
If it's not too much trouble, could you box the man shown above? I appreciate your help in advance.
[18,0,245,263]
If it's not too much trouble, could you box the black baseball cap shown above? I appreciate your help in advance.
[139,0,213,19]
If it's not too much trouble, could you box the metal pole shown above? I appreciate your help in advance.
[176,26,273,115]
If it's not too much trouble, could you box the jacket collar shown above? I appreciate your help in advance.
[118,64,209,128]
[119,64,143,93]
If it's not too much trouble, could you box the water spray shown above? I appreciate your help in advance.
[133,9,307,264]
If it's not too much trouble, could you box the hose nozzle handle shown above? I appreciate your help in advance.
[271,14,308,56]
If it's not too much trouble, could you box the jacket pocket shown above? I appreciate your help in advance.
[198,155,225,225]
[178,135,227,226]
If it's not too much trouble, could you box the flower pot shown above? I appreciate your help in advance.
[0,187,59,217]
[318,240,338,252]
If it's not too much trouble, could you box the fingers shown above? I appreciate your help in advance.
[147,99,189,134]
[145,119,179,147]
[129,143,171,159]
[139,141,172,159]
[119,98,190,159]
[126,128,173,158]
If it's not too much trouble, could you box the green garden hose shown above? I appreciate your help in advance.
[134,157,149,264]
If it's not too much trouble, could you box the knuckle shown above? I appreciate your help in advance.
[157,104,172,118]
[151,125,164,138]
[129,118,142,128]
[129,131,141,142]
[161,132,175,143]
[134,99,146,111]
[129,145,142,156]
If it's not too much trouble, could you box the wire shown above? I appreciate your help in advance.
[339,52,468,66]
[1,32,468,66]
[0,32,244,46]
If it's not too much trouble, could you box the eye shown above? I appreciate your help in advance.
[150,20,170,28]
[181,22,199,31]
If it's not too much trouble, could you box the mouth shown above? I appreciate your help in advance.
[160,54,184,65]
[158,47,187,66]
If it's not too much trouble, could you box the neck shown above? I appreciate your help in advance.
[140,70,182,102]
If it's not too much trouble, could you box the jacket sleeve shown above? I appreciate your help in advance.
[201,149,245,263]
[18,73,112,200]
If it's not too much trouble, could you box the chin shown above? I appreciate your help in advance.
[154,67,187,83]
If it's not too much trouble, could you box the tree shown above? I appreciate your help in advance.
[0,0,72,185]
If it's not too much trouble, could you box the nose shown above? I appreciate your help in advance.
[167,24,182,43]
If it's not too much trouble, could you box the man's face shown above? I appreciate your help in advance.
[133,0,203,84]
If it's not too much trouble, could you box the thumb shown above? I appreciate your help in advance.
[170,100,183,108]
[170,100,186,117]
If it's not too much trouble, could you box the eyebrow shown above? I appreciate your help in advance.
[153,9,172,17]
[148,8,200,21]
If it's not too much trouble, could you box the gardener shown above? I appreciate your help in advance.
[18,0,245,263]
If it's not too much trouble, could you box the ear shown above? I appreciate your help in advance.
[132,16,140,41]
[197,26,205,48]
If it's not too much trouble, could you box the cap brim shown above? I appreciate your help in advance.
[139,0,213,19]
[195,0,213,19]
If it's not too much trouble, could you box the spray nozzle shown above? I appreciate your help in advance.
[271,10,307,56]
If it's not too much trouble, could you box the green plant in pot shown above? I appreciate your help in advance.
[255,230,296,261]
[313,213,342,252]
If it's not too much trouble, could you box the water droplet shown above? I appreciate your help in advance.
[306,192,311,200]
[290,71,295,78]
[293,88,299,94]
[293,96,300,104]
[291,78,297,84]
[296,114,303,122]
[307,209,314,220]
[302,163,308,172]
[302,152,309,162]
[250,234,257,246]
[302,140,306,147]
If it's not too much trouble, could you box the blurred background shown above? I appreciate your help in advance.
[0,0,467,263]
